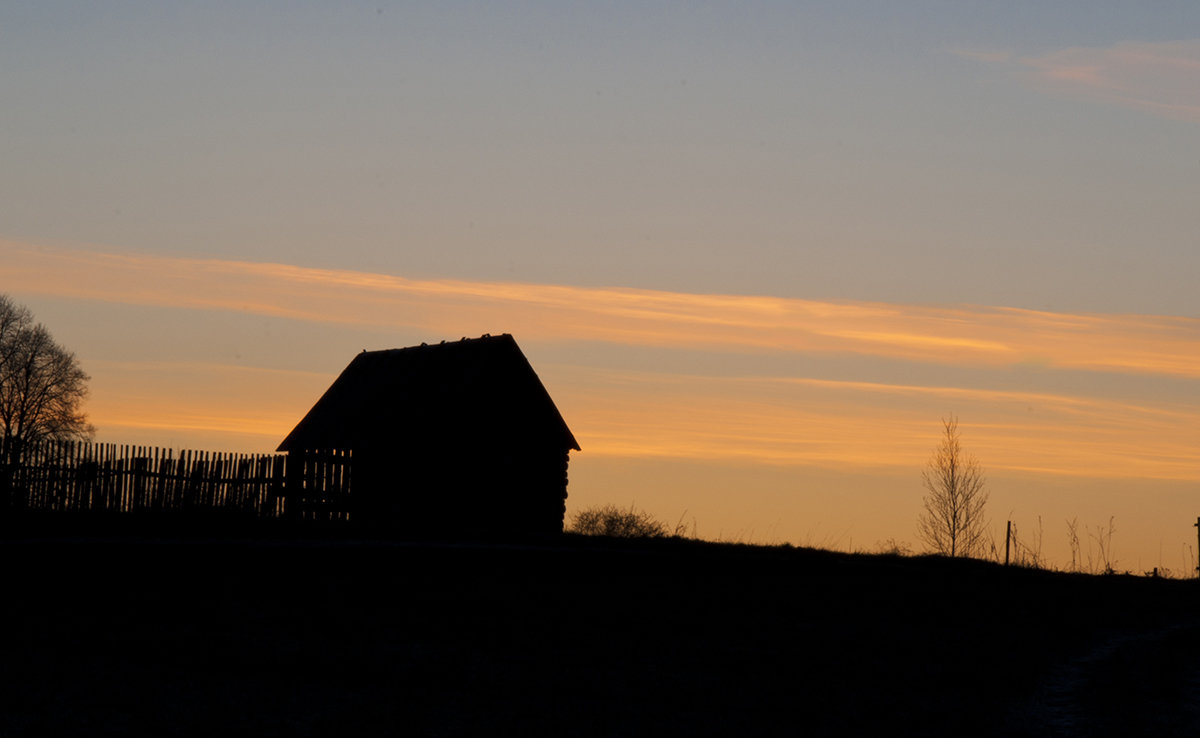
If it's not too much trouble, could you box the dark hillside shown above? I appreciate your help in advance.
[2,536,1198,736]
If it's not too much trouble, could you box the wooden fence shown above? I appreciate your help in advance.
[0,438,353,524]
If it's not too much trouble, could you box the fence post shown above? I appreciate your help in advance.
[1194,517,1199,578]
[1005,520,1011,566]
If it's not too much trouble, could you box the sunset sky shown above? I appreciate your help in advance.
[3,2,1198,571]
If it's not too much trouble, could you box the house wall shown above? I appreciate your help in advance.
[350,444,569,537]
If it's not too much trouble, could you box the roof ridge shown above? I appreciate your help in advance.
[365,333,511,354]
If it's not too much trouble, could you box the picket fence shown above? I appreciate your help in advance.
[0,438,353,523]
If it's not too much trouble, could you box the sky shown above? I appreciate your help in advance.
[2,1,1198,571]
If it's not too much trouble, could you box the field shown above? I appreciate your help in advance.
[2,533,1199,736]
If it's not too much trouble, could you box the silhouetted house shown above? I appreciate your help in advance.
[277,334,579,536]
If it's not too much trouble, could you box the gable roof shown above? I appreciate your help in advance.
[277,334,580,453]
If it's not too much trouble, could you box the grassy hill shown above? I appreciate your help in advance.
[2,534,1198,736]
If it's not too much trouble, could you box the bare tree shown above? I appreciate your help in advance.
[0,295,94,463]
[917,416,988,557]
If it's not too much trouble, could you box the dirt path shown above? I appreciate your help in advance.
[1012,620,1200,736]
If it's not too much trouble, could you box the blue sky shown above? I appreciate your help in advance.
[6,2,1199,311]
[2,2,1198,568]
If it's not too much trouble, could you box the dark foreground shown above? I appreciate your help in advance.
[2,534,1199,737]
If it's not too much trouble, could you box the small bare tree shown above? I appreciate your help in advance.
[917,416,988,558]
[0,295,94,464]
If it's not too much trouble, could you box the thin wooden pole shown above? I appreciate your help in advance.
[1005,520,1011,566]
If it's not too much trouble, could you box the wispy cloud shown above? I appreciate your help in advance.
[954,39,1200,123]
[554,367,1200,480]
[5,240,1198,378]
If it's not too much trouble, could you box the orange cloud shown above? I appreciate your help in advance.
[4,240,1199,379]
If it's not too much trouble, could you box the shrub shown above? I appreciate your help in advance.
[876,538,913,556]
[568,504,668,539]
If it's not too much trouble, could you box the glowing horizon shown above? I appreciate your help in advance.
[4,238,1198,569]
